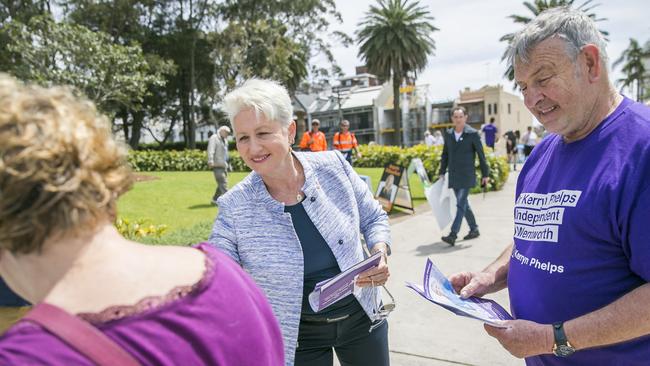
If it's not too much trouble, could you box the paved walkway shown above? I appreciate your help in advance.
[382,170,522,366]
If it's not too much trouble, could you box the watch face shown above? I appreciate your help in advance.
[554,344,576,357]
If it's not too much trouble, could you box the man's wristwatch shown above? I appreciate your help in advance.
[552,322,575,357]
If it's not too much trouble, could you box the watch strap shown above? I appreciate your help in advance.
[553,322,568,345]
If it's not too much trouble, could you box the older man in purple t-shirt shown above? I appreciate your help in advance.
[447,7,650,366]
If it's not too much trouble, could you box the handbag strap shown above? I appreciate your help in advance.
[23,303,140,366]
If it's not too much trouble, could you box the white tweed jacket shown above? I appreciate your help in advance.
[208,151,391,366]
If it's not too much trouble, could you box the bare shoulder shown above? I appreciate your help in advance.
[44,243,208,315]
[141,245,207,287]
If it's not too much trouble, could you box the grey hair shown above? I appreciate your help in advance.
[217,125,231,134]
[223,79,293,130]
[506,6,608,70]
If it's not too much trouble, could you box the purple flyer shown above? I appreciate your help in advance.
[309,251,382,312]
[406,258,512,327]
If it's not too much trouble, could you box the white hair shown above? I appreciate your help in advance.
[222,79,293,130]
[506,7,609,70]
[217,125,231,134]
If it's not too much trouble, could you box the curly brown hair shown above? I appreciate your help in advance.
[0,75,133,254]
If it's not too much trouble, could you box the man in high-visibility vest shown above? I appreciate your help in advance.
[299,119,327,152]
[333,119,361,165]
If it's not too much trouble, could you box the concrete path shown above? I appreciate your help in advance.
[382,170,522,366]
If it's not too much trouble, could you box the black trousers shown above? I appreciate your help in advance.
[295,308,389,366]
[524,145,534,157]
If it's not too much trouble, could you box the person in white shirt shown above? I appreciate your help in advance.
[522,126,538,159]
[424,130,435,146]
[432,130,444,146]
[207,126,231,205]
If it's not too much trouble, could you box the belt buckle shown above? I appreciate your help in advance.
[325,314,349,323]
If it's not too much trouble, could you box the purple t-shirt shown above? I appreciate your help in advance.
[509,97,650,365]
[0,244,284,365]
[482,124,498,147]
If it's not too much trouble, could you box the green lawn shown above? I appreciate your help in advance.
[117,168,426,245]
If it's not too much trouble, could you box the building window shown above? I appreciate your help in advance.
[494,103,498,115]
[488,104,492,115]
[358,112,370,129]
[508,103,511,114]
[466,103,484,124]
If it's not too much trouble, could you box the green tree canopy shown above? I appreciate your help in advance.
[219,0,352,84]
[3,16,173,116]
[356,0,438,146]
[2,1,349,149]
[210,19,308,94]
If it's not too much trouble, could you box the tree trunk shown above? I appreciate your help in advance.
[180,72,191,147]
[128,109,144,149]
[187,0,197,149]
[119,107,130,142]
[161,115,178,144]
[392,74,402,147]
[188,35,197,149]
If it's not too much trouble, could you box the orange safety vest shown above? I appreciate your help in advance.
[333,131,358,152]
[299,131,327,152]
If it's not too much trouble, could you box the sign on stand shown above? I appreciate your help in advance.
[375,163,414,213]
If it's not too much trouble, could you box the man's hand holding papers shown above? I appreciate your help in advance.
[406,259,512,327]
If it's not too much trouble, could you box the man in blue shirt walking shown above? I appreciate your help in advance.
[481,118,498,150]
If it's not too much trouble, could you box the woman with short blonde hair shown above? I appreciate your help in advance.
[211,78,392,366]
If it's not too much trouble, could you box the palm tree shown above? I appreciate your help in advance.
[613,38,649,102]
[356,0,438,146]
[500,0,608,83]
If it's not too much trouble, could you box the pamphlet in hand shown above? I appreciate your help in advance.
[309,251,382,312]
[406,258,512,327]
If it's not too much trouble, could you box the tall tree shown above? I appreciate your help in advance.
[613,38,649,102]
[499,0,608,82]
[53,0,349,148]
[3,16,171,117]
[356,0,438,146]
[63,0,214,149]
[219,0,352,86]
[210,19,308,94]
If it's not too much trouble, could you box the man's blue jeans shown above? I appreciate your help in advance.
[451,187,478,235]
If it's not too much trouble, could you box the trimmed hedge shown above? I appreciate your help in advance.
[137,141,209,151]
[128,144,509,192]
[137,140,237,151]
[128,149,208,171]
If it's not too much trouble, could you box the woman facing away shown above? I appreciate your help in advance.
[209,79,393,366]
[0,75,284,365]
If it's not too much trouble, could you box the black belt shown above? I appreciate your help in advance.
[301,314,350,323]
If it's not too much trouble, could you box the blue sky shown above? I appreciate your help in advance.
[321,0,649,101]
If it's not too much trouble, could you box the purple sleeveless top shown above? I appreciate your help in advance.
[0,244,284,365]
